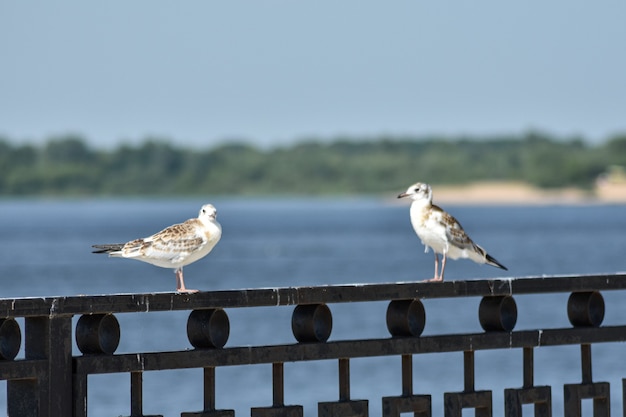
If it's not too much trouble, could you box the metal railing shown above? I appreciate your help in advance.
[1,273,626,417]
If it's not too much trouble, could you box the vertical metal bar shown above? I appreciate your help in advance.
[401,354,413,396]
[593,396,609,417]
[581,344,592,384]
[48,316,73,417]
[204,367,216,411]
[339,358,350,401]
[73,373,88,417]
[563,385,581,417]
[25,317,50,417]
[273,362,285,406]
[131,371,143,416]
[7,379,39,417]
[464,351,475,392]
[523,347,534,388]
[10,317,50,417]
[8,316,73,417]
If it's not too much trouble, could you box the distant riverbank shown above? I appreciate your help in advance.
[418,181,626,205]
[2,135,626,197]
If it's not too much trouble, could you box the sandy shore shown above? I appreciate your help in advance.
[402,181,625,205]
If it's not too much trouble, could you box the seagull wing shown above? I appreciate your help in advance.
[428,204,507,270]
[438,206,506,269]
[433,206,477,250]
[121,220,206,263]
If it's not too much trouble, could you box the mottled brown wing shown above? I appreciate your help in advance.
[435,206,476,250]
[122,221,204,261]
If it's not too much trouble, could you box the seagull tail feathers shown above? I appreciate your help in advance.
[485,253,508,271]
[92,244,124,254]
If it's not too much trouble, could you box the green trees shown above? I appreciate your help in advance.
[0,132,622,196]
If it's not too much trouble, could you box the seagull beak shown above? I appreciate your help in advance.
[398,192,409,199]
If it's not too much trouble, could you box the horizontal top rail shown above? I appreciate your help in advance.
[2,273,626,318]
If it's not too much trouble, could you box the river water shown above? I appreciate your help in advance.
[1,198,625,416]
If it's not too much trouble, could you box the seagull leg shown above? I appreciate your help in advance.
[438,253,447,282]
[175,267,198,293]
[424,253,443,282]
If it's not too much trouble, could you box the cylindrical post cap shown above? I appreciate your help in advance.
[292,304,333,343]
[0,318,21,360]
[187,308,230,349]
[568,291,605,327]
[76,313,121,355]
[479,295,518,332]
[386,299,426,337]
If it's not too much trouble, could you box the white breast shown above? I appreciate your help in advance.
[409,203,449,255]
[179,220,222,267]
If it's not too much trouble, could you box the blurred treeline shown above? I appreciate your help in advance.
[1,132,625,196]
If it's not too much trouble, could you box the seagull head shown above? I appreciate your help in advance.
[397,182,432,202]
[199,204,218,221]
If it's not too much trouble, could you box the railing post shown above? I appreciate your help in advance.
[128,371,163,417]
[401,354,412,397]
[45,316,74,417]
[443,352,492,417]
[581,343,592,384]
[182,366,236,417]
[463,351,474,393]
[318,358,368,417]
[7,374,39,416]
[564,292,610,417]
[338,358,350,402]
[73,371,88,417]
[131,371,144,416]
[272,362,284,407]
[382,354,431,417]
[204,367,216,411]
[523,346,533,389]
[8,315,73,417]
[504,347,551,417]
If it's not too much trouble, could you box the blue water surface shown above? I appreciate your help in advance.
[0,198,625,416]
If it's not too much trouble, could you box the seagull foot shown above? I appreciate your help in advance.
[177,288,199,294]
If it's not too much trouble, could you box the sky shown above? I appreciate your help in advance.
[1,1,625,148]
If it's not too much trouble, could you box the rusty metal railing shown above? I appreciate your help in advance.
[1,273,626,416]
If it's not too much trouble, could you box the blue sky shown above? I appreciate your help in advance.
[2,1,625,148]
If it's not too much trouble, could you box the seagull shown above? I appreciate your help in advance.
[93,204,222,293]
[398,182,507,281]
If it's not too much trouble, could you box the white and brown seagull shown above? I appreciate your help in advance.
[398,182,507,281]
[93,204,222,293]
